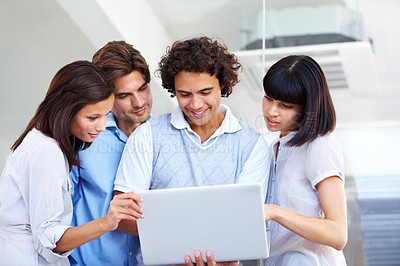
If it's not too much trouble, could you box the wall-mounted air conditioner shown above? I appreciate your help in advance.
[241,4,365,50]
[235,41,380,97]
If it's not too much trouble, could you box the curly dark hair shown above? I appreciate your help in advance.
[157,36,242,97]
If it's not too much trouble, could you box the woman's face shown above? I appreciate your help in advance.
[69,94,114,142]
[262,93,303,137]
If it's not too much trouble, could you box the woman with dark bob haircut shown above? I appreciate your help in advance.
[0,61,143,265]
[158,36,242,97]
[262,55,347,265]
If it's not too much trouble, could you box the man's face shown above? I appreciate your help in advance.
[174,71,223,130]
[112,70,152,125]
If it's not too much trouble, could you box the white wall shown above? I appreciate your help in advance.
[0,0,96,170]
[0,0,177,171]
[357,0,400,92]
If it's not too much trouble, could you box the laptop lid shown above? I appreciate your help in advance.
[136,183,269,265]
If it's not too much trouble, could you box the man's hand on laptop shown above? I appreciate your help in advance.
[183,250,239,266]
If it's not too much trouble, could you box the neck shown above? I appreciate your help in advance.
[115,119,142,138]
[189,109,225,143]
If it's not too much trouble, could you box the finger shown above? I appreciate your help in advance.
[205,250,239,266]
[126,191,145,202]
[205,250,217,266]
[109,203,145,219]
[194,250,205,266]
[114,191,144,202]
[110,197,144,213]
[205,251,239,266]
[184,256,194,266]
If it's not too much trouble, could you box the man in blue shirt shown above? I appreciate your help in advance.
[69,41,152,265]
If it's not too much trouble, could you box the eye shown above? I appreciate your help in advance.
[281,103,293,109]
[264,95,273,101]
[178,92,190,97]
[88,116,98,121]
[116,94,128,99]
[201,91,211,95]
[138,84,148,91]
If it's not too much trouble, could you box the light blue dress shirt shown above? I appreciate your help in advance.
[69,112,142,266]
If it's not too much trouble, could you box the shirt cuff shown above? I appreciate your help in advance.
[34,225,72,263]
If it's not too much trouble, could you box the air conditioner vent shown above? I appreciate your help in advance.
[235,41,380,96]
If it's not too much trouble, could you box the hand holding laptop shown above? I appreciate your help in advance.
[183,250,239,266]
[136,184,269,265]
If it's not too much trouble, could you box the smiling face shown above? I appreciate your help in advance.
[69,94,114,142]
[262,93,303,137]
[174,71,224,133]
[112,70,152,126]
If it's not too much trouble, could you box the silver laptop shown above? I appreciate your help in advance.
[136,183,269,265]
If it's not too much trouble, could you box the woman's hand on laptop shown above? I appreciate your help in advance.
[183,250,239,266]
[102,192,145,231]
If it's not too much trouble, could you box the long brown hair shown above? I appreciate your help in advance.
[11,60,115,169]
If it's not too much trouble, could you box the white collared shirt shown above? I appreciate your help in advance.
[0,129,72,265]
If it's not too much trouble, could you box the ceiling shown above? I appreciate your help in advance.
[57,0,400,130]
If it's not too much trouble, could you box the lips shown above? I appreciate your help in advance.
[266,116,279,127]
[133,107,147,116]
[89,133,99,139]
[190,108,207,118]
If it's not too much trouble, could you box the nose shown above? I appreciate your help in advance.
[190,94,202,110]
[131,93,144,108]
[268,102,279,117]
[96,116,107,132]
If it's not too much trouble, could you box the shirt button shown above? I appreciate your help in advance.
[115,130,119,134]
[129,252,133,256]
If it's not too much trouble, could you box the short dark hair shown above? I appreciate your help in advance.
[12,60,115,169]
[93,40,150,83]
[158,36,242,97]
[263,55,336,146]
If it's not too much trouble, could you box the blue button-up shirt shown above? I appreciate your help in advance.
[69,112,142,266]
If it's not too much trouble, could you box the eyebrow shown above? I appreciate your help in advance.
[176,87,214,94]
[138,82,148,90]
[115,82,148,96]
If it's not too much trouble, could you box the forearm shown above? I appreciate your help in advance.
[267,204,347,250]
[54,217,109,253]
[54,191,143,253]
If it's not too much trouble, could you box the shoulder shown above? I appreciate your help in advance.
[307,133,342,154]
[147,113,172,127]
[22,129,63,157]
[13,130,67,171]
[235,121,262,147]
[238,121,259,136]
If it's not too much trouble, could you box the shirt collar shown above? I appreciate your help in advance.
[105,112,118,129]
[275,131,296,147]
[170,104,241,136]
[106,112,154,143]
